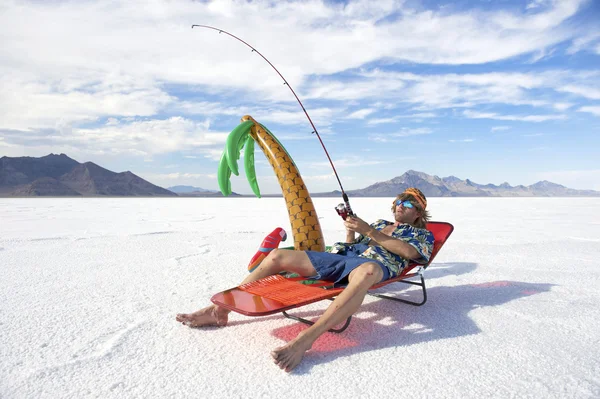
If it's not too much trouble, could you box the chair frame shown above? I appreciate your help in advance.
[280,266,428,333]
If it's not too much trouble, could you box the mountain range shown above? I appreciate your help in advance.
[1,154,598,197]
[333,170,600,197]
[0,154,175,197]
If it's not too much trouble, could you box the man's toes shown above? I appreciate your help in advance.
[279,354,293,370]
[271,349,282,360]
[274,354,286,368]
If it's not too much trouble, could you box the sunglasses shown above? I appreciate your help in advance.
[396,199,416,209]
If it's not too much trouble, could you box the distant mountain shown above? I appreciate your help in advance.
[3,156,597,198]
[0,154,176,197]
[168,185,217,194]
[9,177,82,196]
[314,170,600,197]
[0,153,79,190]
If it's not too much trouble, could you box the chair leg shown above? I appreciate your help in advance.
[281,298,352,333]
[368,275,428,306]
[281,311,352,333]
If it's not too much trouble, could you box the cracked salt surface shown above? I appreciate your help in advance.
[1,197,599,398]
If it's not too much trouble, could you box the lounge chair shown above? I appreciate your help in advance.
[211,221,454,333]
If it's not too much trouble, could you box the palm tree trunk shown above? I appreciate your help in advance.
[242,115,325,252]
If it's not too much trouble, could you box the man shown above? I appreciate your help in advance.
[176,187,434,372]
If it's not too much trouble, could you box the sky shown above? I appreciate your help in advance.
[1,0,599,194]
[1,197,600,397]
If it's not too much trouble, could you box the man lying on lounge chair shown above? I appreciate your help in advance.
[176,187,434,372]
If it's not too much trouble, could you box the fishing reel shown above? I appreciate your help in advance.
[335,203,354,221]
[335,193,355,221]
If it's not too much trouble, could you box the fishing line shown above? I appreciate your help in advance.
[191,24,354,215]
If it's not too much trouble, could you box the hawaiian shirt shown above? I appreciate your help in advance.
[327,219,435,278]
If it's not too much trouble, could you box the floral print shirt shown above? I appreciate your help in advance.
[327,219,435,278]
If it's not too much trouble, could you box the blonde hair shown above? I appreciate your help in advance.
[391,191,431,229]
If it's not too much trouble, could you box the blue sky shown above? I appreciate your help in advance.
[1,0,599,194]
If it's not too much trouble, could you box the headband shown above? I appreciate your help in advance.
[403,187,427,210]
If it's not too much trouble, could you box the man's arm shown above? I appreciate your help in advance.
[344,216,420,260]
[345,229,356,244]
[364,228,420,260]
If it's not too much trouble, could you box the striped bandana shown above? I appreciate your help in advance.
[403,187,427,210]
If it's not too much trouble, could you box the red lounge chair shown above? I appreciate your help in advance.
[211,221,454,333]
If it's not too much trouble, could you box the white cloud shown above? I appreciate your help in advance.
[301,173,337,182]
[0,117,227,159]
[578,106,600,116]
[567,31,600,54]
[491,126,511,132]
[308,157,387,169]
[553,102,573,111]
[369,127,433,142]
[366,112,437,125]
[0,74,174,131]
[408,112,437,118]
[449,139,475,143]
[204,149,226,162]
[347,108,376,119]
[304,69,600,113]
[367,118,399,125]
[526,0,548,10]
[558,85,600,100]
[390,128,433,137]
[174,101,251,118]
[255,107,340,128]
[0,136,17,148]
[464,110,566,122]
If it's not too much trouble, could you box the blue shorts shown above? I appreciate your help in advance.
[305,244,389,286]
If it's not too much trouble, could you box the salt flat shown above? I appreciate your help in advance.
[1,197,599,398]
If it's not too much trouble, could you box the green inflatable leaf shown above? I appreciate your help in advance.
[225,120,254,176]
[243,135,261,198]
[217,151,232,196]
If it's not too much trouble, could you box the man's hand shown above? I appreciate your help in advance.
[344,216,372,236]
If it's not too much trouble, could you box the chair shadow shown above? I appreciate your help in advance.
[266,271,554,374]
[421,261,478,280]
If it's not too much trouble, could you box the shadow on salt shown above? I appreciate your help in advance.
[264,261,553,373]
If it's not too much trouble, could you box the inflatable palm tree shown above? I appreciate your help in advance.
[218,115,325,252]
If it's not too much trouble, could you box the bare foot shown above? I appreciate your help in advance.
[176,305,229,327]
[271,332,314,372]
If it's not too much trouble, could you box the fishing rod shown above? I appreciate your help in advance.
[191,24,355,218]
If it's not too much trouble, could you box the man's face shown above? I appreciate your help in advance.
[394,199,420,224]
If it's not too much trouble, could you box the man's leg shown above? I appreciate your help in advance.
[271,261,383,372]
[176,249,318,327]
